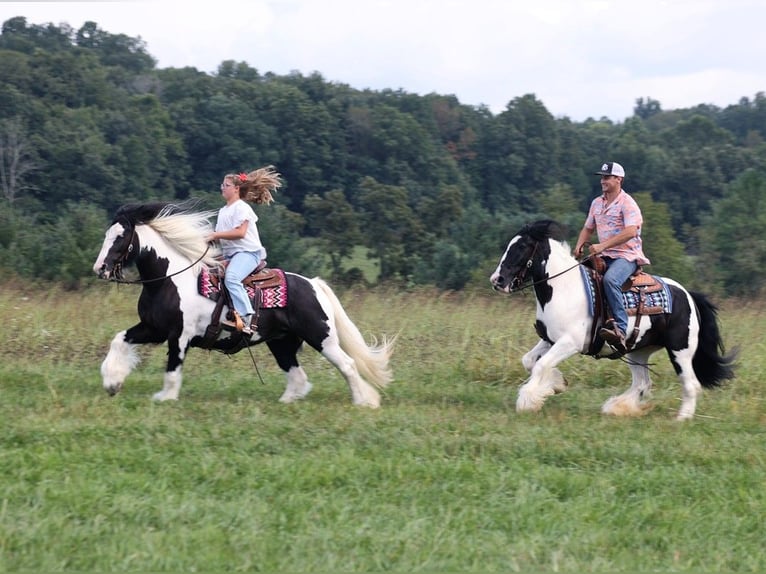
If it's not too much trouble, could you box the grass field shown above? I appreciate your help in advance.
[0,281,764,572]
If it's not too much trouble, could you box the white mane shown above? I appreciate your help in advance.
[147,207,222,272]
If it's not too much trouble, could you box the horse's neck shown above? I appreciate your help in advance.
[538,239,577,278]
[136,226,195,277]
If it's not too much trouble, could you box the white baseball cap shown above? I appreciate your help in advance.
[594,162,625,177]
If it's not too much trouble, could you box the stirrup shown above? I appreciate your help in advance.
[221,311,245,332]
[599,324,626,349]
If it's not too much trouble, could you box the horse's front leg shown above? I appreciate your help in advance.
[517,337,578,412]
[152,335,189,402]
[522,338,551,371]
[101,323,165,396]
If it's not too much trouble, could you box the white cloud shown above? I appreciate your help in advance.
[1,0,763,121]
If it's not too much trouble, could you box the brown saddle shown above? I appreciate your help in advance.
[582,256,665,355]
[199,260,284,348]
[242,260,284,290]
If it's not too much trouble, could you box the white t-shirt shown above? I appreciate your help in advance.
[215,199,266,259]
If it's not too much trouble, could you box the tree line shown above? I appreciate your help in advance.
[1,16,765,296]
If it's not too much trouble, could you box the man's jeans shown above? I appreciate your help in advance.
[603,257,638,334]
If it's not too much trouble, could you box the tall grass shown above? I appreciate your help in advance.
[0,281,763,572]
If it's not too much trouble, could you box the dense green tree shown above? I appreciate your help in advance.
[703,170,766,296]
[634,97,662,120]
[303,189,363,280]
[537,183,582,232]
[412,240,472,291]
[2,16,766,297]
[718,92,766,145]
[254,203,319,275]
[258,82,347,209]
[356,177,422,281]
[477,94,558,213]
[0,117,41,205]
[76,21,155,72]
[631,192,694,286]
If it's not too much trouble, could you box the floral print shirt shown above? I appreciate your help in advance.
[585,189,649,264]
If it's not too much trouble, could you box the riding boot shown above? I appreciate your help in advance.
[241,314,254,336]
[599,320,626,349]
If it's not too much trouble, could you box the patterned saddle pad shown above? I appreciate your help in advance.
[198,267,288,309]
[580,267,673,317]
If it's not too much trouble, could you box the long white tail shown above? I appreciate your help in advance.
[312,278,395,389]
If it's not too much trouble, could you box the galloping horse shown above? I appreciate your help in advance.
[490,220,736,420]
[93,202,395,407]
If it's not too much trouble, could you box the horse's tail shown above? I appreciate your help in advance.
[312,278,396,389]
[690,291,737,388]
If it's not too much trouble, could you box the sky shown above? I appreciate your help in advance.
[2,0,764,122]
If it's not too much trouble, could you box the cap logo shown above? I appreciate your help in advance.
[601,163,609,172]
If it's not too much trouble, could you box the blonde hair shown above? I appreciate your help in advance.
[225,165,282,205]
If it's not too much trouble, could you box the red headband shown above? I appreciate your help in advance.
[238,172,247,182]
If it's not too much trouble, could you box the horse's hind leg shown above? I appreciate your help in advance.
[318,339,380,408]
[267,337,313,403]
[301,331,380,408]
[668,349,702,421]
[602,348,655,417]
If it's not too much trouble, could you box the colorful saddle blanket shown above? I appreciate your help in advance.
[580,266,672,317]
[198,267,288,309]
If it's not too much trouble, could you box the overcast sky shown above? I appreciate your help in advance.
[2,0,764,121]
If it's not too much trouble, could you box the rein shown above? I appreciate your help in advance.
[510,250,593,293]
[109,240,211,286]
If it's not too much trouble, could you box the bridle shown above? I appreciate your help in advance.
[505,237,588,293]
[508,240,539,291]
[105,221,211,285]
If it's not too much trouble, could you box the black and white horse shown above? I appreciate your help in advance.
[490,220,736,420]
[93,202,395,407]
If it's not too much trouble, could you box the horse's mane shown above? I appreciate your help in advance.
[521,220,576,261]
[523,219,568,242]
[114,202,222,271]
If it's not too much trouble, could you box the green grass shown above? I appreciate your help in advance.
[0,283,764,572]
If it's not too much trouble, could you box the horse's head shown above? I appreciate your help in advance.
[490,220,565,293]
[92,216,137,280]
[93,203,170,280]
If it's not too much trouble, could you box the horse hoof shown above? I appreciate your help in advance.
[104,383,122,396]
[355,399,381,409]
[516,397,544,412]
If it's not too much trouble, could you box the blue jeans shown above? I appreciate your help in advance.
[603,257,638,334]
[225,251,261,317]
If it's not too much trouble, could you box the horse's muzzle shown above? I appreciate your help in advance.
[95,264,119,280]
[490,274,513,294]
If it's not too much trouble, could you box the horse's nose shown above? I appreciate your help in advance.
[490,272,505,287]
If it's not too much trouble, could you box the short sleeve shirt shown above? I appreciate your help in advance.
[585,189,649,264]
[215,199,266,259]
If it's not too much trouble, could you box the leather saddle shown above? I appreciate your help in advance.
[581,256,665,355]
[199,260,284,348]
[241,260,283,290]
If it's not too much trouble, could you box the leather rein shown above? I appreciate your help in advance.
[107,224,211,285]
[508,240,591,293]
